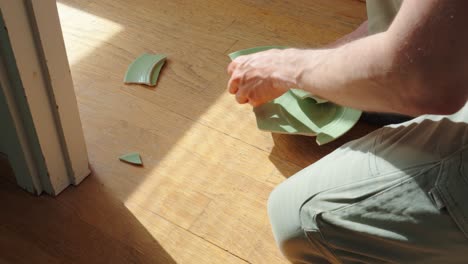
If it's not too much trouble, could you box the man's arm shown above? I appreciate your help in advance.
[228,0,468,116]
[325,20,368,48]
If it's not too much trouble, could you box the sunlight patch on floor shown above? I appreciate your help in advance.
[57,2,123,66]
[122,91,276,205]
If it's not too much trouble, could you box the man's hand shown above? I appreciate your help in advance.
[226,21,368,108]
[227,49,303,107]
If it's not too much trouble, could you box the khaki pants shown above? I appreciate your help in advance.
[268,104,468,263]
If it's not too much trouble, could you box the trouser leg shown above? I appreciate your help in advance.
[268,104,468,263]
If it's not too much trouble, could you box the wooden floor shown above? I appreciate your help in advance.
[0,0,377,263]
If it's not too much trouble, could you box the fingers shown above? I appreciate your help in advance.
[227,60,239,94]
[227,61,236,76]
[227,74,240,94]
[227,56,247,75]
[235,91,249,104]
[249,100,261,107]
[232,75,248,104]
[226,56,252,105]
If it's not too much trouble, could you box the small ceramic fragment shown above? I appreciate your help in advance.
[124,53,166,86]
[119,152,143,166]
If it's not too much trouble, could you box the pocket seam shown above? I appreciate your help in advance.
[302,213,343,264]
[313,165,440,259]
[323,163,440,216]
[436,154,468,234]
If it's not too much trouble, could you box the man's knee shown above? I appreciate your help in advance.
[267,182,328,262]
[268,183,303,253]
[267,184,287,246]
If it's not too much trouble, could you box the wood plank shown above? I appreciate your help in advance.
[1,0,370,263]
[0,170,244,264]
[0,177,173,263]
[59,0,375,169]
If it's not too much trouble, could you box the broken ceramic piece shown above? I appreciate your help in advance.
[119,152,143,166]
[229,46,362,145]
[253,93,361,145]
[228,46,287,60]
[289,89,328,104]
[124,53,166,86]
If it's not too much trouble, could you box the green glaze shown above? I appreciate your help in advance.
[229,46,362,145]
[119,152,143,166]
[228,46,287,60]
[124,54,166,86]
[289,89,328,104]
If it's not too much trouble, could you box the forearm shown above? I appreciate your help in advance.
[296,33,407,114]
[227,1,468,113]
[297,0,468,116]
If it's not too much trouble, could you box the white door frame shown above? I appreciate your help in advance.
[0,0,90,195]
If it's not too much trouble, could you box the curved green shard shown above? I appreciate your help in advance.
[289,89,328,104]
[229,46,362,145]
[124,54,166,86]
[119,152,143,166]
[228,46,287,60]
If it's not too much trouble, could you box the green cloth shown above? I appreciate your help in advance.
[229,47,362,145]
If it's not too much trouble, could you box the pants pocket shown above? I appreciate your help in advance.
[299,169,427,262]
[304,164,449,263]
[434,149,468,239]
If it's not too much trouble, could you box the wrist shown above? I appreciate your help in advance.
[294,49,330,92]
[275,48,306,90]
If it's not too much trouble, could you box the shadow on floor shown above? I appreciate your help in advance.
[0,158,175,264]
[268,120,380,178]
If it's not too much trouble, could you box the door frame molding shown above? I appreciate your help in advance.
[0,0,90,195]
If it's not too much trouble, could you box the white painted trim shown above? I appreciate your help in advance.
[27,0,90,185]
[0,46,42,194]
[0,0,90,195]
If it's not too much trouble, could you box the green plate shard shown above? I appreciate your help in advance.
[228,46,287,60]
[289,89,328,104]
[119,152,143,166]
[124,53,166,86]
[229,46,362,145]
